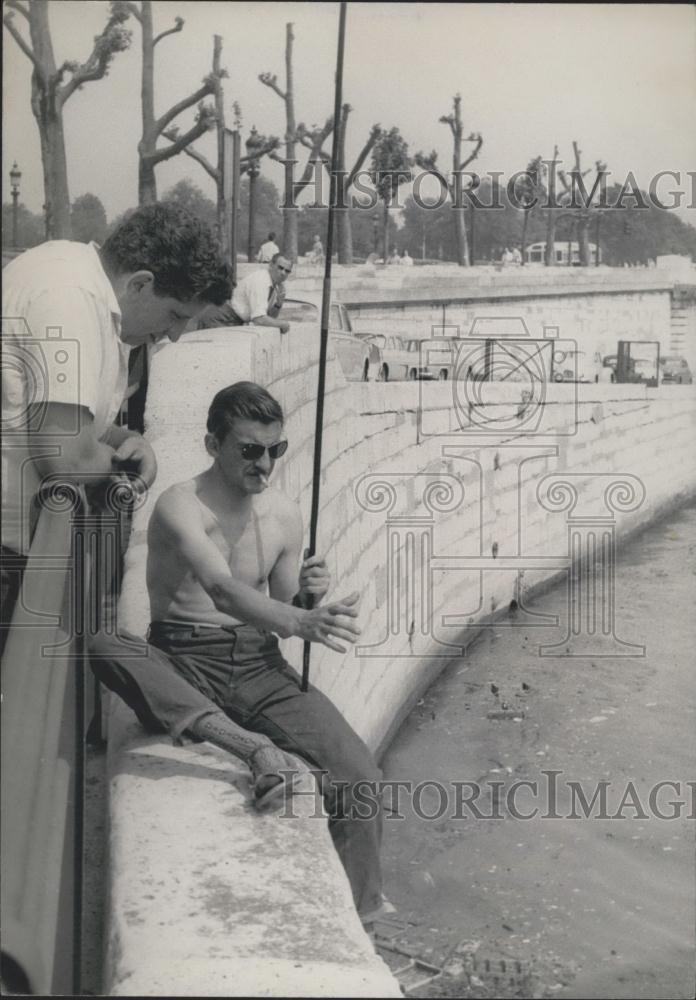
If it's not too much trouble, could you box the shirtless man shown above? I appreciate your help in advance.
[91,381,386,921]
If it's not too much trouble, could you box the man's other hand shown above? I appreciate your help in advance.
[298,552,330,603]
[112,433,157,490]
[296,591,361,652]
[279,320,290,335]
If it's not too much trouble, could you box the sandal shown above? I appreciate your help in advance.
[253,770,300,811]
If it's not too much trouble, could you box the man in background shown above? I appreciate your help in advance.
[198,253,292,335]
[256,232,280,263]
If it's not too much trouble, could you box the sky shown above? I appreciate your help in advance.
[3,1,696,224]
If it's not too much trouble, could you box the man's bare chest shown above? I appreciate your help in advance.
[204,508,285,588]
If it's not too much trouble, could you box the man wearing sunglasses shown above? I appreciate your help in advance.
[199,253,293,335]
[91,381,386,923]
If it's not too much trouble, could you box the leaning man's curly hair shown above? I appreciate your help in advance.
[101,203,231,305]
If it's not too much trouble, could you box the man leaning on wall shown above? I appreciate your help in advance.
[0,203,231,648]
[198,252,293,335]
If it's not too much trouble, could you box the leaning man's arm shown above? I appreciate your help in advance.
[28,402,116,482]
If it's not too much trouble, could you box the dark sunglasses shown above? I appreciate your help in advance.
[239,440,288,461]
[275,264,292,273]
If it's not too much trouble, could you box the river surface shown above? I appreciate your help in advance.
[378,503,696,999]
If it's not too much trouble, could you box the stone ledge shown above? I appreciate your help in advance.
[104,703,401,998]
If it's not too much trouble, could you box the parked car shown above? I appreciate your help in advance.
[660,355,693,385]
[405,338,457,380]
[354,333,421,381]
[552,346,602,383]
[277,297,374,381]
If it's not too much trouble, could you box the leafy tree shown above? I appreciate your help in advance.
[2,202,46,248]
[3,0,131,238]
[161,179,217,230]
[71,193,108,243]
[370,127,411,259]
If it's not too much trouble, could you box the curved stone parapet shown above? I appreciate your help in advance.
[105,315,696,995]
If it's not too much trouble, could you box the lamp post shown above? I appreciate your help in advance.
[372,211,379,256]
[10,162,21,247]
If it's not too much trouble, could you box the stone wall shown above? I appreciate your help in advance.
[108,303,696,995]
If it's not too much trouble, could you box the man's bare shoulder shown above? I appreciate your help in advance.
[150,478,207,530]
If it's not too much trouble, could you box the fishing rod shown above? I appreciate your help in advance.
[301,0,348,692]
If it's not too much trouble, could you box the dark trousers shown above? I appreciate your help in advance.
[90,621,383,915]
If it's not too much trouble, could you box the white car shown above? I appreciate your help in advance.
[277,298,374,381]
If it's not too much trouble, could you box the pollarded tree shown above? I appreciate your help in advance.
[415,94,482,266]
[126,1,223,204]
[259,22,334,259]
[164,36,279,260]
[369,127,412,260]
[3,0,131,238]
[322,105,381,264]
[559,141,607,266]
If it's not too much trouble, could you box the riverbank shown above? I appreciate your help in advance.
[378,502,696,999]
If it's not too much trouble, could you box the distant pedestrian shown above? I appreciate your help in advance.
[256,232,280,263]
[310,235,324,265]
[402,250,414,267]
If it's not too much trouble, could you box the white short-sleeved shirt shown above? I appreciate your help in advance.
[2,241,129,554]
[256,240,279,263]
[230,267,274,323]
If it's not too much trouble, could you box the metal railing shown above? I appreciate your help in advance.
[1,480,135,994]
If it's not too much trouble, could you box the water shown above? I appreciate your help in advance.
[379,503,696,999]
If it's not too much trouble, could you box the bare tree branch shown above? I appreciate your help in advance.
[153,16,183,46]
[155,80,215,135]
[348,124,381,187]
[3,12,42,72]
[258,71,286,100]
[163,128,219,180]
[5,0,30,21]
[240,136,280,164]
[459,133,483,171]
[148,110,215,164]
[58,2,132,103]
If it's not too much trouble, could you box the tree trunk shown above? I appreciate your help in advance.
[35,98,72,238]
[138,2,157,204]
[28,1,71,238]
[577,215,590,266]
[337,209,352,265]
[452,203,469,267]
[335,105,352,265]
[521,209,530,266]
[381,197,389,260]
[282,23,298,259]
[247,169,257,261]
[544,210,556,266]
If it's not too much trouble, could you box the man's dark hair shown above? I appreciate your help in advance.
[270,251,292,266]
[101,203,231,305]
[267,232,276,241]
[207,382,284,441]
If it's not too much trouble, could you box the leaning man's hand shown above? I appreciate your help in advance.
[112,434,157,490]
